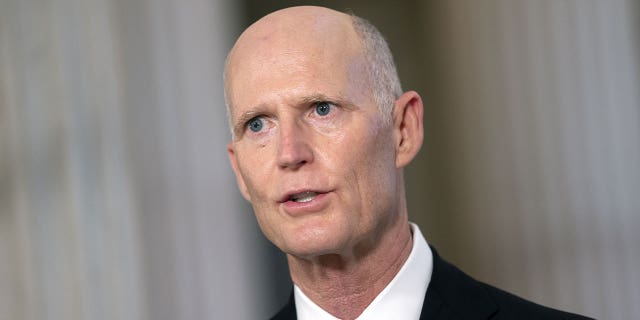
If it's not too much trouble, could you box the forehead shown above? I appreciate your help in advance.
[225,11,371,115]
[230,7,361,65]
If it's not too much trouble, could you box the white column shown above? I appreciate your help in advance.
[0,0,271,319]
[0,0,145,319]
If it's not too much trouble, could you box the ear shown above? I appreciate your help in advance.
[227,142,252,201]
[392,91,424,168]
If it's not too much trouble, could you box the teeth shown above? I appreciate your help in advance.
[291,191,318,203]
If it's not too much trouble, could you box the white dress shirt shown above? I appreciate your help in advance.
[294,223,433,320]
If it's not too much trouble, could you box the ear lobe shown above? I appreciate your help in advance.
[392,91,424,168]
[227,143,252,201]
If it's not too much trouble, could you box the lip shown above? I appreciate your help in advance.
[279,190,332,216]
[277,188,330,203]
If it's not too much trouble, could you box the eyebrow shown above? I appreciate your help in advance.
[301,93,354,110]
[301,93,335,104]
[232,93,353,137]
[233,108,263,138]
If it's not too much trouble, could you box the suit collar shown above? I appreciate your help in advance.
[271,247,499,320]
[270,291,296,320]
[420,247,498,320]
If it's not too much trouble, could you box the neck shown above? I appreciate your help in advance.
[287,210,413,319]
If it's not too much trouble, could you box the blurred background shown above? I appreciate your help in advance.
[1,0,639,319]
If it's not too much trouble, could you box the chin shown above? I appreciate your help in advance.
[283,240,343,259]
[279,220,350,258]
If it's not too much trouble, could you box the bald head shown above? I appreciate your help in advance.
[228,6,357,60]
[224,6,402,129]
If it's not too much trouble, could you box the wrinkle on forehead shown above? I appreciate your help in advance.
[232,6,359,56]
[225,6,366,114]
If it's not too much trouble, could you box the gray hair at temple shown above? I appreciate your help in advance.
[223,13,403,130]
[350,14,403,123]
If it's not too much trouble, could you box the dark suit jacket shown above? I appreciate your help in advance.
[270,247,594,319]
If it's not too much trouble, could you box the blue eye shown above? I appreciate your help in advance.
[247,117,264,132]
[315,102,332,116]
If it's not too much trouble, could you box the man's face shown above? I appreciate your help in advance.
[226,17,402,258]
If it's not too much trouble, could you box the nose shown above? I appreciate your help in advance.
[276,120,314,170]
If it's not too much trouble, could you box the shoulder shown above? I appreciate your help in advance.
[424,247,595,320]
[477,279,593,319]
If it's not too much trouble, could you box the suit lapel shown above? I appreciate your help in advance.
[420,247,498,320]
[270,292,297,320]
[420,286,447,319]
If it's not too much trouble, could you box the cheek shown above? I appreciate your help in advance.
[327,123,393,183]
[234,148,273,201]
[241,171,270,203]
[356,118,396,170]
[352,122,398,203]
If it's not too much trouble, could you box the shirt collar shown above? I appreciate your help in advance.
[294,222,433,320]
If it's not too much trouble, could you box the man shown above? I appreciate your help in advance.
[225,6,593,320]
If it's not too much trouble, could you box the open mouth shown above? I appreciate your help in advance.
[289,191,318,203]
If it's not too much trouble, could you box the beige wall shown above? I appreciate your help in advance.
[408,2,640,319]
